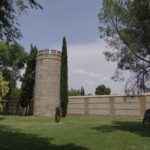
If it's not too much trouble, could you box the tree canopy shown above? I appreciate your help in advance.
[20,45,38,115]
[0,72,9,111]
[0,42,27,96]
[0,0,42,41]
[69,87,85,96]
[99,0,150,94]
[69,88,81,96]
[95,84,111,95]
[0,72,9,99]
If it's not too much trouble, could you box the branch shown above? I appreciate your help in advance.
[111,16,150,64]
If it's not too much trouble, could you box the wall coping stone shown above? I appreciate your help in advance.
[69,94,150,99]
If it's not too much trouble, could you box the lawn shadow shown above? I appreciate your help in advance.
[0,117,5,121]
[0,125,88,150]
[92,120,150,137]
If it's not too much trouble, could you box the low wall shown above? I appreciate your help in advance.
[1,100,19,115]
[68,95,150,117]
[2,98,24,115]
[2,95,150,117]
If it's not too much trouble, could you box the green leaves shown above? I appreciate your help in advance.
[0,0,42,41]
[0,72,9,99]
[99,0,150,93]
[20,45,37,114]
[60,37,68,117]
[0,42,27,96]
[95,84,111,95]
[0,72,9,112]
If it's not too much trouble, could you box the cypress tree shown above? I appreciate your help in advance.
[81,86,85,96]
[20,45,38,115]
[60,37,68,117]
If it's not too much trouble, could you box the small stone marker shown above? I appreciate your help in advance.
[143,109,150,127]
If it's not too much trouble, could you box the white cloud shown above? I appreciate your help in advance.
[68,40,126,94]
[73,69,101,78]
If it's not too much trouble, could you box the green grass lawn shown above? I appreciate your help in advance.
[0,116,150,150]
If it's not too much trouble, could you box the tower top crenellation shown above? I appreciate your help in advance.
[38,49,61,56]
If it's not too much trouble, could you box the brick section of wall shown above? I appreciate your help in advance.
[68,95,150,117]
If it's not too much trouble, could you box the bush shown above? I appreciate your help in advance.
[143,109,150,127]
[55,107,61,123]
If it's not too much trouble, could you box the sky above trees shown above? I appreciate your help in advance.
[18,0,126,94]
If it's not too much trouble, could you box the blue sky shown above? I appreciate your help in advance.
[19,0,125,94]
[19,0,101,49]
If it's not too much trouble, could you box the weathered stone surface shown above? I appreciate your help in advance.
[68,95,149,117]
[33,50,61,117]
[2,95,150,117]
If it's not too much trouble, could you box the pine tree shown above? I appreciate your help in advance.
[20,45,38,115]
[60,37,68,117]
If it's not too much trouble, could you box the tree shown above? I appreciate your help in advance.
[20,45,38,115]
[99,0,150,94]
[0,42,27,96]
[69,88,81,96]
[0,0,42,41]
[80,86,85,96]
[68,87,85,96]
[95,85,111,95]
[60,37,68,117]
[0,72,9,112]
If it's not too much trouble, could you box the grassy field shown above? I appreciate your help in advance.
[0,116,150,150]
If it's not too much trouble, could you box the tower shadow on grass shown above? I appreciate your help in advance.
[92,121,150,137]
[0,125,88,150]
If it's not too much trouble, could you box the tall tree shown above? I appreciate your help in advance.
[0,0,42,41]
[95,84,111,95]
[0,42,27,96]
[20,45,38,115]
[69,88,81,96]
[99,0,150,94]
[81,86,85,96]
[60,37,68,117]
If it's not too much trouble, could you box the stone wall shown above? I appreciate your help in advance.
[1,98,21,115]
[68,95,150,117]
[2,95,150,117]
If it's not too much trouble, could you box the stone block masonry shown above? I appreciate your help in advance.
[2,94,150,117]
[33,50,61,117]
[68,95,150,117]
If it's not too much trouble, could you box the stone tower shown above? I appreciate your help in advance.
[33,49,61,117]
